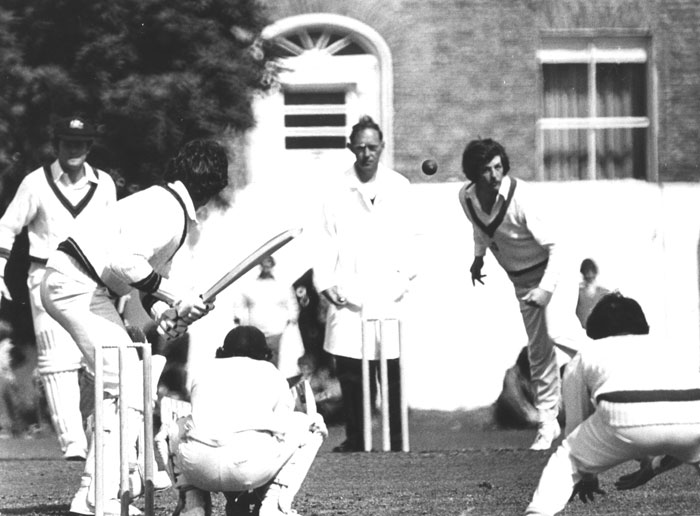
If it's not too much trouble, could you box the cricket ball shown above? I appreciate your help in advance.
[421,158,438,176]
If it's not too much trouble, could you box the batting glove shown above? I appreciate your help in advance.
[569,475,605,504]
[175,295,214,324]
[157,307,188,340]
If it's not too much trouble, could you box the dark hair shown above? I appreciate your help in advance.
[348,115,383,144]
[580,258,598,275]
[217,326,272,361]
[461,138,510,182]
[164,139,229,206]
[586,292,650,340]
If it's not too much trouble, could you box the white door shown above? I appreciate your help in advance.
[247,52,381,189]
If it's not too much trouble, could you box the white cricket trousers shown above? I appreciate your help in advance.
[41,253,160,505]
[29,262,87,454]
[174,412,323,495]
[40,253,141,398]
[525,407,700,516]
[511,265,587,423]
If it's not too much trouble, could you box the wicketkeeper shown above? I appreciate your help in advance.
[41,138,229,516]
[157,325,327,516]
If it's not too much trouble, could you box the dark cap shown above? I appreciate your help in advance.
[53,116,100,141]
[217,326,272,361]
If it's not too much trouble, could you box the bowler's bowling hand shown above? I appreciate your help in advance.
[522,287,552,307]
[157,308,188,340]
[470,257,486,286]
[176,295,214,324]
[569,475,605,504]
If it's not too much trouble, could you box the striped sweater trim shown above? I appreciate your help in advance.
[57,238,105,288]
[131,270,162,294]
[597,389,700,404]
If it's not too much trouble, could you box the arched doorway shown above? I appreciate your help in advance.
[247,14,394,186]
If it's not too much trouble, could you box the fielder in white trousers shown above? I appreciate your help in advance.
[28,262,89,459]
[526,293,700,516]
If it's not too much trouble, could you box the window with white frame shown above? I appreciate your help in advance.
[537,34,654,181]
[272,26,367,152]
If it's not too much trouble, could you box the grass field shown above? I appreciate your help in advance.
[1,409,699,515]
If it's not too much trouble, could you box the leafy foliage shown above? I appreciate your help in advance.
[0,0,275,194]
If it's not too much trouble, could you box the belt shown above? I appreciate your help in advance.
[597,389,700,404]
[507,259,548,278]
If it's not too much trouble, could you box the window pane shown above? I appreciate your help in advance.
[543,129,588,180]
[285,136,346,149]
[542,64,588,118]
[284,91,346,105]
[285,114,346,127]
[596,128,647,179]
[597,63,646,117]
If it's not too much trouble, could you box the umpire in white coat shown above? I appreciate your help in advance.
[314,115,416,452]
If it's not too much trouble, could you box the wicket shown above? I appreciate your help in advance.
[361,318,409,452]
[93,342,154,516]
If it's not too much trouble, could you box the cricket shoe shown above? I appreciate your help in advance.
[258,505,300,516]
[529,420,561,451]
[258,490,300,516]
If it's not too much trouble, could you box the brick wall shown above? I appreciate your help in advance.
[263,0,700,182]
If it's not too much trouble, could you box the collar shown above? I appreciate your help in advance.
[342,163,387,190]
[167,181,199,223]
[496,175,512,200]
[51,160,99,184]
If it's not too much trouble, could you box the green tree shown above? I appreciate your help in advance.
[0,0,276,194]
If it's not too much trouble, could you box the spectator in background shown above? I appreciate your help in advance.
[233,255,300,370]
[575,258,610,329]
[0,115,117,460]
[314,115,417,452]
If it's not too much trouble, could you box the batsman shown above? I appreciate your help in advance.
[41,138,229,516]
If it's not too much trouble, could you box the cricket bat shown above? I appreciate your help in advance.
[156,227,302,306]
[201,227,302,303]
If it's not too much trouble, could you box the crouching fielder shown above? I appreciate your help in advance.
[159,326,326,516]
[525,292,700,516]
